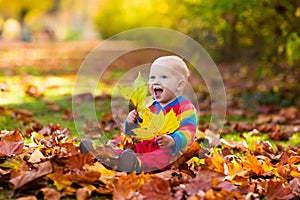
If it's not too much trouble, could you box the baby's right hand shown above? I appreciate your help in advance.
[126,110,138,126]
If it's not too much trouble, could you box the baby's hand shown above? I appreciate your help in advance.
[126,110,138,126]
[156,135,175,148]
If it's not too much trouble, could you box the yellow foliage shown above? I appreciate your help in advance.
[118,72,150,112]
[133,108,180,140]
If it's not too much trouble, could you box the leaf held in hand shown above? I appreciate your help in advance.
[133,109,180,140]
[118,72,149,112]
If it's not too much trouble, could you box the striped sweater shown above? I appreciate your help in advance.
[125,96,198,154]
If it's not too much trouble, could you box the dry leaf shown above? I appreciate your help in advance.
[9,161,53,190]
[0,130,24,157]
[39,188,61,200]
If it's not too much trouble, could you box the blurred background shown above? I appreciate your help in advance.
[1,0,300,65]
[0,0,299,132]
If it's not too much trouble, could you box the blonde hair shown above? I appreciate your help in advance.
[152,56,190,79]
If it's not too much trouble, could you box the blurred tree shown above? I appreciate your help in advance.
[94,0,300,67]
[94,0,185,38]
[0,0,53,41]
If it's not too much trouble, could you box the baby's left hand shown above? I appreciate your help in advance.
[156,135,175,148]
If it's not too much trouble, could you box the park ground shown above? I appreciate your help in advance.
[0,41,300,199]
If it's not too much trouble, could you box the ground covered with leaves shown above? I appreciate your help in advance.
[1,114,300,200]
[0,42,300,199]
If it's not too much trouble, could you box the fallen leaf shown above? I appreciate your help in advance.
[265,179,295,200]
[16,196,37,200]
[289,177,300,196]
[287,156,300,165]
[38,188,61,200]
[0,130,24,157]
[9,160,53,190]
[172,141,201,169]
[48,104,60,112]
[28,149,45,164]
[140,176,174,200]
[76,187,91,200]
[62,108,75,120]
[268,129,290,141]
[205,148,224,173]
[241,151,264,176]
[113,173,154,199]
[25,85,44,98]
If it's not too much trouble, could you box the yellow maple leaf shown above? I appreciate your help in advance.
[158,109,180,136]
[133,110,165,140]
[133,109,180,140]
[118,72,150,112]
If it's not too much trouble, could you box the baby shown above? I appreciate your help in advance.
[81,55,198,173]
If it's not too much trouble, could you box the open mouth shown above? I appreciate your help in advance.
[154,87,163,97]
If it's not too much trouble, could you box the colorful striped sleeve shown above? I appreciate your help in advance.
[168,97,198,154]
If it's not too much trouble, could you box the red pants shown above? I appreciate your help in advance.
[116,138,179,172]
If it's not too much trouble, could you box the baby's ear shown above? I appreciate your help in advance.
[177,79,186,91]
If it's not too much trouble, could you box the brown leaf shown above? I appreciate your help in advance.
[9,161,53,190]
[38,188,61,200]
[48,104,61,112]
[289,177,300,197]
[32,123,43,132]
[57,153,95,169]
[221,139,248,152]
[73,93,93,104]
[76,187,91,200]
[279,107,298,121]
[256,115,272,124]
[258,123,276,133]
[175,167,225,197]
[83,120,103,138]
[62,108,76,120]
[0,130,24,157]
[268,129,290,141]
[14,109,33,117]
[37,126,51,137]
[58,142,79,157]
[172,141,201,169]
[155,170,192,185]
[0,168,10,181]
[16,196,37,200]
[217,181,238,192]
[140,176,174,200]
[25,85,44,98]
[231,122,253,132]
[265,179,295,200]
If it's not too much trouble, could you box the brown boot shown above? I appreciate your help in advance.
[118,149,140,173]
[80,138,95,154]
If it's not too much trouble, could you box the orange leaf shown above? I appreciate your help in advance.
[114,173,154,199]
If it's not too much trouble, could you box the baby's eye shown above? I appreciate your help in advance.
[161,75,168,79]
[150,76,155,79]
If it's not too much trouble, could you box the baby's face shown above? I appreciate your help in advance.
[148,64,183,106]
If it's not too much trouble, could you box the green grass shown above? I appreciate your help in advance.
[0,74,117,138]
